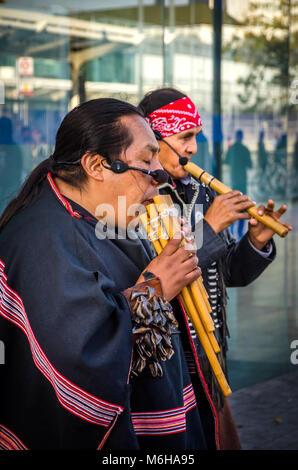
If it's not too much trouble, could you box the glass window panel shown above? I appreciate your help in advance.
[222,0,297,389]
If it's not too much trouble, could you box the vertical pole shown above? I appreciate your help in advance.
[212,0,223,179]
[137,0,144,101]
[69,36,86,109]
[285,0,291,199]
[162,0,166,85]
[168,0,175,86]
[284,0,291,362]
[190,0,195,94]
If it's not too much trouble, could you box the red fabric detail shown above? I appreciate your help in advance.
[131,383,196,436]
[47,172,82,219]
[148,96,202,138]
[0,424,28,450]
[0,259,123,429]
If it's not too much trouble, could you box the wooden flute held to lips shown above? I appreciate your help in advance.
[184,161,289,238]
[139,194,232,398]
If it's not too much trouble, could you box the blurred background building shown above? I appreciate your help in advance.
[0,0,297,391]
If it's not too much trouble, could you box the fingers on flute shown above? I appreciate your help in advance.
[248,217,258,226]
[234,212,251,220]
[176,241,196,261]
[233,194,253,203]
[224,192,254,205]
[163,231,184,254]
[274,205,293,230]
[174,242,195,262]
[224,193,255,211]
[182,248,197,264]
[185,266,201,282]
[184,242,197,254]
[222,190,243,199]
[236,200,256,212]
[257,204,266,216]
[258,201,274,216]
[187,255,199,268]
[275,204,287,216]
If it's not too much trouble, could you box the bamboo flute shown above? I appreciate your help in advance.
[147,198,216,337]
[151,197,221,355]
[184,161,288,238]
[139,200,232,397]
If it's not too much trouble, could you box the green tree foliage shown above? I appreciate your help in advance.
[225,0,298,115]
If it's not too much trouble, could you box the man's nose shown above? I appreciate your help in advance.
[152,155,164,172]
[150,155,166,185]
[186,137,197,155]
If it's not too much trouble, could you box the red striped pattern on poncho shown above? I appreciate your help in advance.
[0,259,123,429]
[131,383,197,436]
[0,424,28,450]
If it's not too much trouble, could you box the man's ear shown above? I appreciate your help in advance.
[81,153,104,181]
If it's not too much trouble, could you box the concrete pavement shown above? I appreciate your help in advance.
[228,369,298,450]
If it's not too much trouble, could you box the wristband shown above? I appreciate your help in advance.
[142,270,156,281]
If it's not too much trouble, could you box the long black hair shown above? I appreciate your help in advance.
[137,87,186,117]
[0,98,143,231]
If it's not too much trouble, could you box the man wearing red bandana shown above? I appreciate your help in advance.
[138,88,291,450]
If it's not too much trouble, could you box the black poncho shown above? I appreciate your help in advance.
[0,173,219,450]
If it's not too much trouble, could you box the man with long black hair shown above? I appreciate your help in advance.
[0,98,221,450]
[138,87,291,449]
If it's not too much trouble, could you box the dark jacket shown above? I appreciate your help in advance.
[0,173,220,450]
[160,177,276,408]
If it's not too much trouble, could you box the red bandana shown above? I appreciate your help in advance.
[148,96,202,138]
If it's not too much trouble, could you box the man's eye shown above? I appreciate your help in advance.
[180,134,192,141]
[144,161,151,165]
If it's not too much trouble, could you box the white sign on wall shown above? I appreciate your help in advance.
[17,57,34,77]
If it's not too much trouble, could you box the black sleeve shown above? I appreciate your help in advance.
[195,219,276,287]
[221,231,276,287]
[195,219,228,269]
[192,183,276,286]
